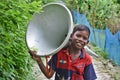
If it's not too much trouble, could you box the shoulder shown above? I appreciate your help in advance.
[82,48,92,66]
[52,49,67,59]
[57,48,67,55]
[85,52,92,61]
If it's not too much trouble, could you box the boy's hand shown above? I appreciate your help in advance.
[29,50,40,61]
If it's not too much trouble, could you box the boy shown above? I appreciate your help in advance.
[29,24,97,80]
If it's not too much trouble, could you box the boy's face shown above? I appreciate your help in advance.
[71,30,89,49]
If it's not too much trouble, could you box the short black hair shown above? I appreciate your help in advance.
[72,24,90,37]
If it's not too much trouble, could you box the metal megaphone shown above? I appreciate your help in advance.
[25,2,73,56]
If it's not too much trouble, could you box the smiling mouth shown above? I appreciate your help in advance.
[76,43,82,48]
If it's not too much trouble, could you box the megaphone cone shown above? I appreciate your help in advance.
[26,2,73,56]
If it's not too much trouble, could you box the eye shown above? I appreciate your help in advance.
[83,37,88,41]
[76,34,88,41]
[76,34,81,38]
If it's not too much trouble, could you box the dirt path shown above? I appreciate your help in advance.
[92,57,120,80]
[32,57,120,80]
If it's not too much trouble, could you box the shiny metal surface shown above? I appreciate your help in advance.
[26,3,73,56]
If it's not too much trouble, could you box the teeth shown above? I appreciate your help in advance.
[77,43,81,47]
[77,43,81,45]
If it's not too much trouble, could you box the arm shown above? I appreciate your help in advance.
[83,63,97,80]
[83,53,97,80]
[29,51,55,79]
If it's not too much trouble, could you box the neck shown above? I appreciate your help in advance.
[68,46,81,61]
[68,46,81,54]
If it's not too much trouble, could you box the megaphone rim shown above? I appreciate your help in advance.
[25,2,73,56]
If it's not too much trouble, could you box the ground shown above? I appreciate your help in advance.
[32,56,120,80]
[92,57,120,80]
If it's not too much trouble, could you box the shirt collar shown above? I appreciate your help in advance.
[79,48,85,59]
[62,48,86,59]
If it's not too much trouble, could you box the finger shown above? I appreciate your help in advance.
[29,50,34,56]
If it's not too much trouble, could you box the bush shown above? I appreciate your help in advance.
[0,0,42,80]
[88,43,109,60]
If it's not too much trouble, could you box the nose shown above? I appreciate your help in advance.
[78,37,84,41]
[77,37,87,43]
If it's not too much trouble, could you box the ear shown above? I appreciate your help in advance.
[86,40,89,44]
[70,33,72,37]
[69,34,72,39]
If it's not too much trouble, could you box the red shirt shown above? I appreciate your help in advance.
[48,48,97,80]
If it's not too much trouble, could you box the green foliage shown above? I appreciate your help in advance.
[0,0,42,80]
[42,0,56,4]
[62,0,120,31]
[89,43,109,59]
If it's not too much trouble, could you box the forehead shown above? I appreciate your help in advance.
[73,30,89,38]
[74,30,89,35]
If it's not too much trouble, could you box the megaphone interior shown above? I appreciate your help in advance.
[26,3,73,56]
